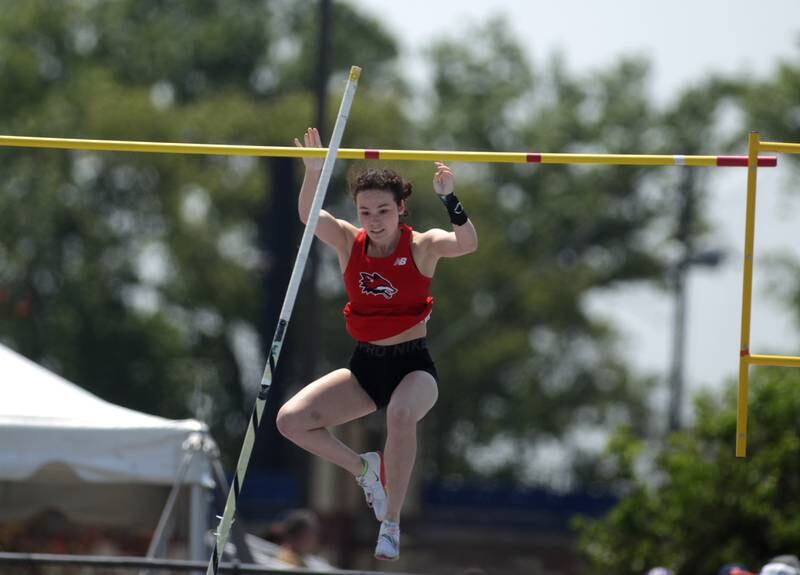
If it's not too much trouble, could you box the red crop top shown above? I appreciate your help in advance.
[342,224,433,342]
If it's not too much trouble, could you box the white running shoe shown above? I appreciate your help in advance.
[374,520,400,561]
[356,451,387,521]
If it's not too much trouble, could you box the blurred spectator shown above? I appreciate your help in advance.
[718,562,755,575]
[266,509,321,568]
[760,555,800,575]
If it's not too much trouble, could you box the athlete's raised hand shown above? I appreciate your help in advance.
[432,161,454,196]
[294,127,324,172]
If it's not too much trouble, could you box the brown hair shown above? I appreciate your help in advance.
[264,509,319,544]
[351,168,413,205]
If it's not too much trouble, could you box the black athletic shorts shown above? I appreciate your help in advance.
[348,338,438,409]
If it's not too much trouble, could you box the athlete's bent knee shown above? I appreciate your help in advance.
[386,404,415,432]
[276,404,304,440]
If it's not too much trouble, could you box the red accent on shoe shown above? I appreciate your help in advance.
[377,450,388,493]
[375,553,399,561]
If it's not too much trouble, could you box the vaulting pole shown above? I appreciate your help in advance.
[205,65,361,575]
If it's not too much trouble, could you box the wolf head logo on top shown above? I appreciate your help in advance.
[359,272,398,299]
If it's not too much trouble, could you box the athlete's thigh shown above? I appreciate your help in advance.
[387,370,439,422]
[282,368,377,428]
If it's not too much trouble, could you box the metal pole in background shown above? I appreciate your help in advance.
[667,168,724,432]
[296,0,332,462]
[668,169,694,432]
[303,0,331,391]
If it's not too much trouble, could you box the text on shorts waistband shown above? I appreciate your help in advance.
[355,338,428,357]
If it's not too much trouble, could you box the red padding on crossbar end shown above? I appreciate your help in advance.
[716,156,778,167]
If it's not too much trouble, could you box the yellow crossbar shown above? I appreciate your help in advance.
[745,354,800,367]
[0,135,779,167]
[760,140,800,154]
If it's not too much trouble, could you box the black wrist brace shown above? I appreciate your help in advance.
[438,193,468,226]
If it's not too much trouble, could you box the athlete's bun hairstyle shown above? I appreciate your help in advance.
[351,168,413,204]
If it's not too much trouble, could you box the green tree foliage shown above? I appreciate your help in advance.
[740,47,800,147]
[270,0,404,96]
[90,0,271,102]
[411,19,667,482]
[575,47,800,574]
[576,369,800,575]
[737,46,800,329]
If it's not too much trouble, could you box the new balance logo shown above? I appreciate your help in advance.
[393,257,407,266]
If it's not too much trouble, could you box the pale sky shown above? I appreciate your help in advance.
[345,0,800,416]
[348,0,800,99]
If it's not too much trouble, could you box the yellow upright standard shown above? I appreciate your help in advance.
[737,132,800,457]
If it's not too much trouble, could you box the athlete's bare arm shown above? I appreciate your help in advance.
[295,127,358,266]
[415,162,478,272]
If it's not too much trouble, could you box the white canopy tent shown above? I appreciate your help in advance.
[0,342,213,559]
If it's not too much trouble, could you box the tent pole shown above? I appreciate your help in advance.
[189,484,208,574]
[140,433,202,575]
